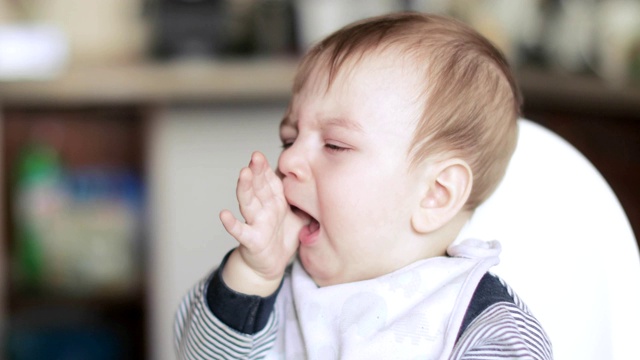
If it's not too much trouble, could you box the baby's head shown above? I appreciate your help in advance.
[291,12,520,210]
[279,12,520,286]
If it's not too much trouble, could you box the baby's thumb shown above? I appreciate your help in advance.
[283,208,305,247]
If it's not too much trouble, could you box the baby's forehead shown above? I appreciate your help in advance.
[288,53,424,107]
[330,45,423,83]
[281,57,425,140]
[304,50,425,96]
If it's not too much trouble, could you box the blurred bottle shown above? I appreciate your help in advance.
[148,0,228,59]
[543,0,599,74]
[451,0,546,67]
[58,169,143,296]
[253,0,298,56]
[405,0,451,14]
[33,0,149,65]
[13,141,66,291]
[12,133,144,297]
[595,0,640,84]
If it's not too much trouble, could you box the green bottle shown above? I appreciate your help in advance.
[13,141,63,291]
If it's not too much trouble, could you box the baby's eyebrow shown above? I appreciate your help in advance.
[280,115,294,130]
[279,115,364,134]
[323,117,364,133]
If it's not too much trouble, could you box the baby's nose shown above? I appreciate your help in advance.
[278,143,309,181]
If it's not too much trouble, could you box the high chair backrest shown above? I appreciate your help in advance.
[457,119,640,360]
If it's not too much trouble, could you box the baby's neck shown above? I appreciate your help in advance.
[429,210,474,256]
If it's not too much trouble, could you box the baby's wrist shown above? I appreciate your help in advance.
[221,248,283,297]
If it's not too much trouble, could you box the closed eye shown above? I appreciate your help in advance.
[325,143,350,152]
[281,138,295,150]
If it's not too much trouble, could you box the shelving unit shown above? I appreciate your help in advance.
[1,106,148,359]
[0,59,297,360]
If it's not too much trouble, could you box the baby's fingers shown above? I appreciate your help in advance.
[220,209,252,245]
[236,167,261,223]
[250,152,282,205]
[265,162,284,197]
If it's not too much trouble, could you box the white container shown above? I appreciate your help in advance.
[293,0,402,50]
[0,25,68,80]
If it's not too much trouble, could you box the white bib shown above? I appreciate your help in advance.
[266,239,501,360]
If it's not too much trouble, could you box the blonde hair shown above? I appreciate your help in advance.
[291,12,521,210]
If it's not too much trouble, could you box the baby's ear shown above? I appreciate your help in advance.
[411,159,472,234]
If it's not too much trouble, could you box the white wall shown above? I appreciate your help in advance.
[147,105,286,360]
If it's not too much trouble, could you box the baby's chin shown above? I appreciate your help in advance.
[298,253,373,288]
[297,250,339,287]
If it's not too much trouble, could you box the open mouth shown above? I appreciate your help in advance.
[291,206,320,245]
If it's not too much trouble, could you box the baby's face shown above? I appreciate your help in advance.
[279,53,435,286]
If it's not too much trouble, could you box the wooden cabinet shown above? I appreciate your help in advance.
[1,106,148,359]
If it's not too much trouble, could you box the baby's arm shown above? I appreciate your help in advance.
[175,152,298,359]
[174,259,281,359]
[219,151,302,297]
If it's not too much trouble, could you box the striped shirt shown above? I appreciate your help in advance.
[175,265,552,359]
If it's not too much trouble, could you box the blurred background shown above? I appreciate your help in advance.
[0,0,638,359]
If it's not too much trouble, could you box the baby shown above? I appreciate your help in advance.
[175,12,552,359]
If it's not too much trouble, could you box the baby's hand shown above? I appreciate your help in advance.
[219,151,302,296]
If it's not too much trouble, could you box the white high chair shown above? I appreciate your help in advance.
[457,119,640,359]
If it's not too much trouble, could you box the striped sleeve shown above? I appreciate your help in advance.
[450,277,553,359]
[174,273,280,360]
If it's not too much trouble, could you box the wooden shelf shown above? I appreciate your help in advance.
[2,59,639,113]
[0,58,298,107]
[517,67,640,118]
